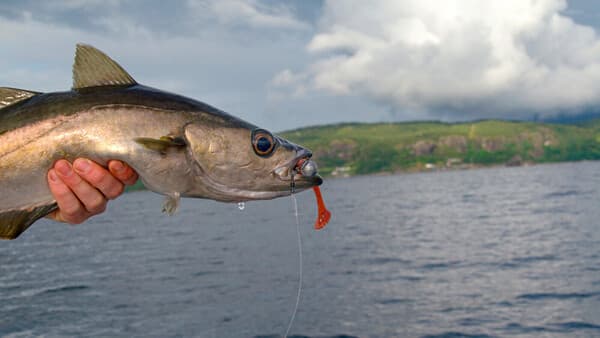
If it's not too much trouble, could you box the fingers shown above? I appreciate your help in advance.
[108,160,139,186]
[47,159,138,225]
[47,167,93,224]
[73,158,124,200]
[55,160,108,215]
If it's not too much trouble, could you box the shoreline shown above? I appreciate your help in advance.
[125,159,599,192]
[326,158,599,180]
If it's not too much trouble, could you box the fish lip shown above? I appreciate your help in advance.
[311,174,324,186]
[295,173,323,186]
[283,149,323,188]
[273,149,313,181]
[292,148,313,164]
[289,150,323,187]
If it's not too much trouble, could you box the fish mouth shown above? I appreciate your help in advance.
[273,149,323,187]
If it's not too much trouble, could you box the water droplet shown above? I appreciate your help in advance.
[237,202,245,210]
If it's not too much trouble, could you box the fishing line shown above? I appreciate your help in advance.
[284,194,303,338]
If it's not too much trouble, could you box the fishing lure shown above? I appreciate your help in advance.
[313,186,331,230]
[294,158,331,229]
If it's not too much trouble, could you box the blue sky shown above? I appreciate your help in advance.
[1,0,600,131]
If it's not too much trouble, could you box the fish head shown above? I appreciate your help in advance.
[184,121,322,202]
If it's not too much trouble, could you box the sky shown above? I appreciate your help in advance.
[2,0,600,131]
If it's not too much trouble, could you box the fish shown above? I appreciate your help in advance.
[0,43,326,240]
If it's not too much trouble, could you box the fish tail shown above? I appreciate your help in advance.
[0,203,58,239]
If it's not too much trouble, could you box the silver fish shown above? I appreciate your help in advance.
[0,44,322,239]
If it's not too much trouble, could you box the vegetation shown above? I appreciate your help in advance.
[281,119,600,177]
[125,179,146,192]
[126,118,600,192]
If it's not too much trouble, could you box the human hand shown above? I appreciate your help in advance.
[46,159,139,224]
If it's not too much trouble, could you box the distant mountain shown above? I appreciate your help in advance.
[541,110,600,125]
[281,119,600,177]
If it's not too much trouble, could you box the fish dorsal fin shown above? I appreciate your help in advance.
[72,43,137,90]
[0,87,39,109]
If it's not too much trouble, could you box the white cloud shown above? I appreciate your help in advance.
[272,0,600,119]
[50,0,121,10]
[0,2,320,131]
[268,69,308,98]
[188,0,310,30]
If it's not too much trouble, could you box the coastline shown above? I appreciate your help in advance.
[326,158,597,180]
[126,158,598,193]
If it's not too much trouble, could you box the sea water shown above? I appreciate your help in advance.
[1,162,599,337]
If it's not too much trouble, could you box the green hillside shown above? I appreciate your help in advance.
[281,120,600,177]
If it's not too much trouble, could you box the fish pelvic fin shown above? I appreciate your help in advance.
[72,43,137,91]
[0,87,40,110]
[0,203,58,240]
[162,192,181,215]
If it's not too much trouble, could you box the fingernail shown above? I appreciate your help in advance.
[74,159,91,173]
[112,161,125,172]
[55,160,72,177]
[48,170,59,182]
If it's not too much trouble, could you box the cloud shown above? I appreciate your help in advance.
[0,1,322,131]
[187,0,310,31]
[272,0,600,120]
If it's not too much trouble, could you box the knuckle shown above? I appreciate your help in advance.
[86,196,107,214]
[70,216,87,225]
[52,187,73,200]
[107,184,124,200]
[116,169,132,182]
[125,173,139,186]
[89,169,124,197]
[94,204,107,215]
[62,172,83,187]
[81,166,106,185]
[121,167,135,179]
[62,206,84,221]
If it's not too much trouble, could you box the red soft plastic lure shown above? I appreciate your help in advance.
[313,186,331,230]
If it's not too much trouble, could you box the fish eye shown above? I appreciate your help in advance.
[252,129,276,157]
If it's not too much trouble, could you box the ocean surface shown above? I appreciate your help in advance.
[1,161,600,338]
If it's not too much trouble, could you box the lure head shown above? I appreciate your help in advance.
[295,157,318,178]
[183,120,322,202]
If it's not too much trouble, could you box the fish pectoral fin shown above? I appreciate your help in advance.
[0,203,58,240]
[134,136,187,154]
[162,192,181,215]
[0,87,40,110]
